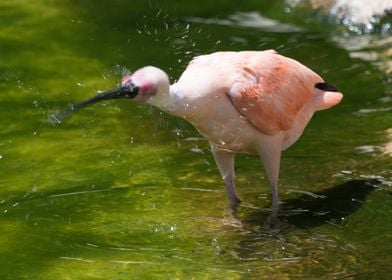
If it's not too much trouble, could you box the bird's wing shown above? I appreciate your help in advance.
[228,52,322,135]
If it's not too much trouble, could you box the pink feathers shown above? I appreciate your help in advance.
[228,52,324,135]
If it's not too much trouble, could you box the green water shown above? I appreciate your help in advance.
[0,1,391,279]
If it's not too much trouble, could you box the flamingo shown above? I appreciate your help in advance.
[53,50,343,210]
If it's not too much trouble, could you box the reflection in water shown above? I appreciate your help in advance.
[352,128,392,157]
[384,128,392,156]
[288,0,392,101]
[289,0,392,34]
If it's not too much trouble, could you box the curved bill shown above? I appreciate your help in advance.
[49,83,139,124]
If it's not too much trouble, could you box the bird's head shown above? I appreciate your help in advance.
[93,66,170,104]
[49,66,170,124]
[121,66,170,104]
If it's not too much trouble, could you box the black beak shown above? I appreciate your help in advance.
[49,82,139,124]
[72,82,139,108]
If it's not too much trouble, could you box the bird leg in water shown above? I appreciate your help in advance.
[210,146,241,208]
[257,134,284,210]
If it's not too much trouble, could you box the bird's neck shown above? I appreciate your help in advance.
[147,83,186,117]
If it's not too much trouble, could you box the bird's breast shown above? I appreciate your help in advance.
[178,93,261,153]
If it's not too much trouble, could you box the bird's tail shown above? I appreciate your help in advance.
[312,82,343,111]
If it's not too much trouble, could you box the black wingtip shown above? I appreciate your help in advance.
[315,82,339,92]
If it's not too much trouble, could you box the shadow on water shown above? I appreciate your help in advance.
[283,179,380,228]
[242,179,381,230]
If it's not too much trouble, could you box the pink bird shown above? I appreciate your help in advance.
[55,50,343,210]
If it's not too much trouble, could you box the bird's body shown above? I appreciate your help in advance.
[164,50,323,153]
[62,50,343,209]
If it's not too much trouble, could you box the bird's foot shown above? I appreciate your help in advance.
[263,214,286,233]
[263,202,289,233]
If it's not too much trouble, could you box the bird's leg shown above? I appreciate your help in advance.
[210,145,240,208]
[257,135,283,211]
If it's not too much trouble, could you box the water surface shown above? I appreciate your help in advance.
[0,1,391,279]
